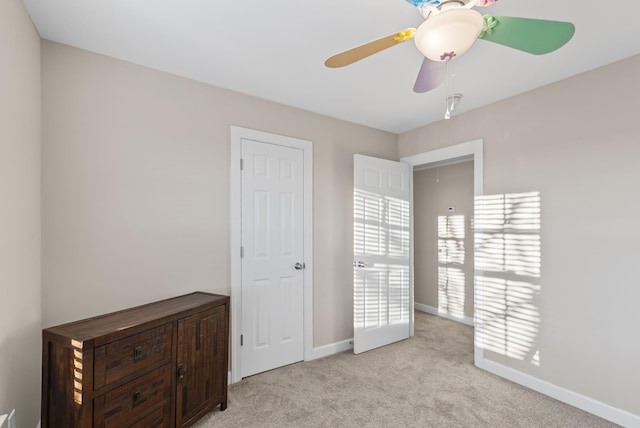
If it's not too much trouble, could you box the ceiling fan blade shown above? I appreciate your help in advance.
[413,58,446,93]
[479,16,575,55]
[324,28,415,68]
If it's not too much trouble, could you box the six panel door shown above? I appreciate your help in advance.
[353,154,411,354]
[240,139,305,377]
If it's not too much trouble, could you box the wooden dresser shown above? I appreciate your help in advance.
[41,292,229,428]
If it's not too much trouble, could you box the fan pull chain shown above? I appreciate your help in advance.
[444,59,451,119]
[444,59,457,120]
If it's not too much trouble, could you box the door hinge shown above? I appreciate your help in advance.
[240,158,244,170]
[240,334,243,346]
[240,246,244,258]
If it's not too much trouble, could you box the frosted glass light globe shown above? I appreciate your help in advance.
[414,8,484,62]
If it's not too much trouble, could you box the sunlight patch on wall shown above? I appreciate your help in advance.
[475,192,541,366]
[438,215,466,319]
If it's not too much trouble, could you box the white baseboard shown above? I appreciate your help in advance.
[414,302,474,327]
[232,308,639,427]
[230,340,354,384]
[232,318,639,427]
[306,305,473,363]
[477,358,640,428]
[310,338,353,360]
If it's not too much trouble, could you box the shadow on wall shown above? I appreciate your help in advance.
[474,192,542,366]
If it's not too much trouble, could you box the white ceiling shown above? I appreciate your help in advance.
[23,0,640,134]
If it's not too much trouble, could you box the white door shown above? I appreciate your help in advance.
[241,139,305,377]
[353,154,411,354]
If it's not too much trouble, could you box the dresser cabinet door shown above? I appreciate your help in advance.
[175,306,227,427]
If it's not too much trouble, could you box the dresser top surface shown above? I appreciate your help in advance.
[44,292,229,342]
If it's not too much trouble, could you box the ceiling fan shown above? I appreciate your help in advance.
[325,0,575,94]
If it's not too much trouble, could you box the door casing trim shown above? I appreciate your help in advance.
[400,138,484,366]
[230,126,313,384]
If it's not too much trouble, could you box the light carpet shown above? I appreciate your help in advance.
[194,311,617,427]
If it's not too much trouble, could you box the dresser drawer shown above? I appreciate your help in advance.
[129,405,170,428]
[94,365,171,428]
[94,324,172,388]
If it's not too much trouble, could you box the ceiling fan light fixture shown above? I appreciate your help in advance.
[414,8,484,62]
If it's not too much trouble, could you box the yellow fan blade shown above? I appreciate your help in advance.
[324,28,416,68]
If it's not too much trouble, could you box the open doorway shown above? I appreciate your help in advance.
[413,159,475,327]
[401,139,483,365]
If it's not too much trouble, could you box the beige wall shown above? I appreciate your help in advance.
[399,55,640,416]
[41,41,397,349]
[414,162,474,319]
[0,0,42,425]
[7,15,638,421]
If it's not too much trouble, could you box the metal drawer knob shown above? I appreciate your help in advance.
[133,346,143,361]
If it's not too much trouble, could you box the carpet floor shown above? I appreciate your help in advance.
[193,311,617,427]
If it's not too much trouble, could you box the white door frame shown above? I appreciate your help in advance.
[400,138,483,366]
[230,126,313,384]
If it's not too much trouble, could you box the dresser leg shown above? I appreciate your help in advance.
[220,401,228,411]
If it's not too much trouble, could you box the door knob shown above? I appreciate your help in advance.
[294,262,305,270]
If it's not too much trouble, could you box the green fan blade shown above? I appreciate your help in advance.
[479,16,575,55]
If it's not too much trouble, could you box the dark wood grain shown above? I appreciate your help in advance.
[94,324,172,389]
[44,292,226,345]
[175,305,228,427]
[94,365,170,427]
[129,405,170,428]
[41,292,230,427]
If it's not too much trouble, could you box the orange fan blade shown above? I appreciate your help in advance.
[324,28,416,68]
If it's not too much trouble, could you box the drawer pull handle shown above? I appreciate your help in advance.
[133,391,141,404]
[133,346,143,361]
